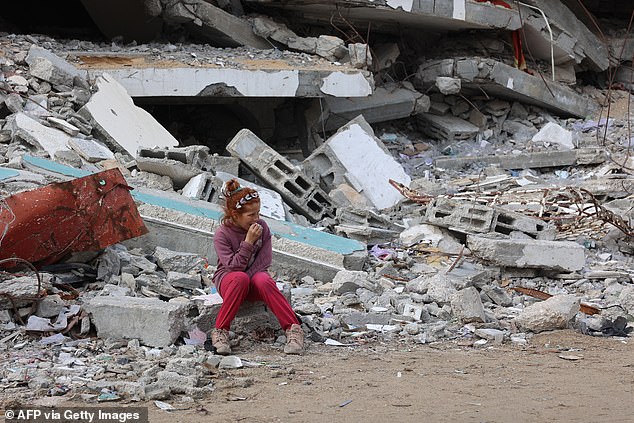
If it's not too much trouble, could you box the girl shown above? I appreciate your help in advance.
[211,179,304,355]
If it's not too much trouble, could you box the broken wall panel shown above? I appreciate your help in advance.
[417,57,594,117]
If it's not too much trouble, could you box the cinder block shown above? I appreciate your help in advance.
[417,113,479,141]
[137,146,211,188]
[227,129,334,222]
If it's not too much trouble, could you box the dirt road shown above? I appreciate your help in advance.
[25,330,631,423]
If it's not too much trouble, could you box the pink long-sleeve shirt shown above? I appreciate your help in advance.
[212,219,273,289]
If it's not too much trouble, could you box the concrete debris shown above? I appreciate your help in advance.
[78,73,179,157]
[0,0,633,405]
[303,115,411,210]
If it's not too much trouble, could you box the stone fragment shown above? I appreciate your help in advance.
[514,295,580,333]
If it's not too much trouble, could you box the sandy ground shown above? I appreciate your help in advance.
[11,330,631,423]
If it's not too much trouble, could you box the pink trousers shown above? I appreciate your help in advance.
[215,271,299,331]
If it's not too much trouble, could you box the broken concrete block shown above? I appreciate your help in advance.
[315,35,347,61]
[425,198,556,240]
[618,285,634,317]
[78,73,178,157]
[26,45,88,87]
[418,57,593,117]
[348,43,371,69]
[87,296,188,347]
[9,112,71,158]
[154,246,203,274]
[328,183,371,210]
[451,287,486,324]
[167,271,202,290]
[332,270,376,295]
[467,235,585,272]
[417,113,479,141]
[136,146,210,188]
[514,294,580,333]
[162,0,270,49]
[68,137,115,162]
[425,273,459,304]
[182,173,215,202]
[226,129,334,222]
[481,285,513,307]
[531,122,574,150]
[436,77,461,95]
[316,82,429,131]
[303,115,410,210]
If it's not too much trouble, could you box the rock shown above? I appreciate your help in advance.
[451,287,486,323]
[436,77,461,95]
[514,295,580,333]
[332,270,376,295]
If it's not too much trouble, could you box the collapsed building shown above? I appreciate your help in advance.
[0,0,633,402]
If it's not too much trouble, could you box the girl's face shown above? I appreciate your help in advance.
[231,201,261,231]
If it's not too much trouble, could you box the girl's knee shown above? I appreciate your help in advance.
[223,272,250,290]
[252,272,276,289]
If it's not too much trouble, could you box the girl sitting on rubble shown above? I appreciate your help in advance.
[210,178,304,355]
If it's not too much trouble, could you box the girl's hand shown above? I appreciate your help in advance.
[245,223,262,245]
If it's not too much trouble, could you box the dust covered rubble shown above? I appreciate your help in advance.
[1,34,634,403]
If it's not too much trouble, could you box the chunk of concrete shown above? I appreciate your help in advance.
[436,77,461,95]
[315,83,429,131]
[162,0,270,49]
[303,115,410,210]
[332,270,377,295]
[418,57,593,117]
[182,173,215,202]
[78,73,178,156]
[433,147,606,170]
[451,287,486,324]
[87,296,188,347]
[467,235,585,272]
[9,113,72,158]
[514,294,580,333]
[26,45,88,87]
[68,137,115,162]
[167,271,202,290]
[417,113,479,141]
[532,122,574,150]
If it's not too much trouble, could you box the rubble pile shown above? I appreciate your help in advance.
[1,0,633,405]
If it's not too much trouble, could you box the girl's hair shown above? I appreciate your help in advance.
[220,179,260,225]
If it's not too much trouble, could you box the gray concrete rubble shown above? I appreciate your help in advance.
[303,115,411,210]
[161,0,270,49]
[1,0,634,406]
[417,57,592,117]
[242,0,522,32]
[433,147,607,171]
[78,73,179,157]
[309,83,430,132]
[227,129,335,222]
[520,1,609,72]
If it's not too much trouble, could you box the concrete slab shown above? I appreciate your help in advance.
[67,137,115,162]
[9,112,72,158]
[78,73,179,156]
[417,113,479,141]
[21,155,367,281]
[520,1,609,71]
[433,147,607,170]
[25,45,88,87]
[303,115,411,210]
[417,57,594,118]
[242,0,521,32]
[467,235,585,272]
[314,83,429,131]
[75,52,373,98]
[162,0,270,49]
